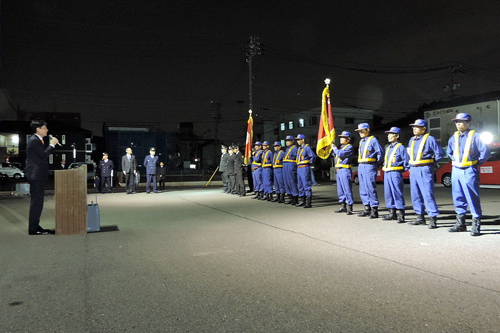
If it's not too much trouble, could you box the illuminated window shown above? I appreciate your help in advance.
[280,123,285,131]
[288,121,294,130]
[299,118,305,127]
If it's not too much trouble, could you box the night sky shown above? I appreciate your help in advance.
[2,0,500,142]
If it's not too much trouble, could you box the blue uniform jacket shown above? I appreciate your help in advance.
[297,144,316,166]
[99,159,114,177]
[384,143,410,171]
[144,155,158,175]
[447,130,491,167]
[359,137,384,165]
[409,135,445,166]
[332,144,354,166]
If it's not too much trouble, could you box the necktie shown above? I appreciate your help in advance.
[42,138,45,144]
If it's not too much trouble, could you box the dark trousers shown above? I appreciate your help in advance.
[125,173,135,193]
[158,176,166,190]
[235,171,245,195]
[146,174,157,193]
[101,176,112,192]
[222,171,229,192]
[228,174,236,193]
[28,180,45,232]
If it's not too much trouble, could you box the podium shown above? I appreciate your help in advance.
[55,166,87,235]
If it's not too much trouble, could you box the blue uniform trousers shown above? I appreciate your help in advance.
[146,174,157,193]
[410,166,439,217]
[384,171,405,209]
[336,168,353,205]
[252,168,263,192]
[262,167,273,194]
[273,168,285,194]
[358,164,379,207]
[283,163,298,196]
[297,166,312,197]
[452,166,482,217]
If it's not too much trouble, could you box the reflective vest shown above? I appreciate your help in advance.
[252,150,263,169]
[335,144,352,168]
[382,143,404,171]
[297,144,311,165]
[273,150,283,168]
[283,145,297,163]
[409,134,434,165]
[358,136,376,163]
[452,130,478,167]
[262,150,272,168]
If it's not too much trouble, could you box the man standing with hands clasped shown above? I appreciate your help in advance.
[144,147,159,194]
[447,113,490,236]
[122,147,137,194]
[25,120,59,235]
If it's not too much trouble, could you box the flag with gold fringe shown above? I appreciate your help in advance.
[244,111,253,164]
[316,82,335,159]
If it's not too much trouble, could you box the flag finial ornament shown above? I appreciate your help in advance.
[324,78,330,86]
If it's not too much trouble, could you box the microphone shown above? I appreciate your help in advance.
[49,135,63,146]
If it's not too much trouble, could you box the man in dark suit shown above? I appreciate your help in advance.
[99,152,114,193]
[233,146,246,196]
[157,161,167,191]
[121,147,137,194]
[25,120,59,235]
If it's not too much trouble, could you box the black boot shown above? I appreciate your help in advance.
[267,193,273,202]
[369,207,379,219]
[358,205,371,217]
[278,193,285,203]
[334,202,347,213]
[292,196,299,206]
[251,191,260,199]
[428,216,438,229]
[259,192,267,201]
[346,205,353,215]
[271,193,279,202]
[382,208,396,221]
[449,214,467,232]
[409,214,426,225]
[296,196,305,207]
[470,217,481,236]
[396,209,405,223]
[304,196,312,208]
[285,194,293,204]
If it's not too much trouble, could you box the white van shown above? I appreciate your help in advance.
[0,163,25,180]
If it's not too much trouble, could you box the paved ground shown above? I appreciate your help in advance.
[1,183,500,332]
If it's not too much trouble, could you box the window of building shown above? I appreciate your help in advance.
[299,118,305,128]
[309,116,318,126]
[345,117,354,124]
[280,123,285,131]
[428,117,441,144]
[288,121,294,130]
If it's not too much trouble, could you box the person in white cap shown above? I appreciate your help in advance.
[447,113,491,236]
[355,123,384,218]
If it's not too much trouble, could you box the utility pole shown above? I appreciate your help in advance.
[211,101,222,169]
[444,65,461,99]
[246,36,262,114]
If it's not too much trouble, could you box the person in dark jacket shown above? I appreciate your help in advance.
[25,120,59,235]
[121,147,137,194]
[226,146,236,194]
[99,152,114,193]
[157,161,167,191]
[219,145,229,193]
[233,146,246,196]
[143,147,159,193]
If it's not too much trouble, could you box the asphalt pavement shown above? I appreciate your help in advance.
[1,183,500,332]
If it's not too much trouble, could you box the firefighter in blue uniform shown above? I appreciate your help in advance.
[271,141,285,203]
[381,127,410,223]
[355,123,384,218]
[295,134,315,208]
[251,142,264,199]
[144,147,159,193]
[447,113,491,236]
[261,141,274,201]
[408,119,445,228]
[99,152,114,193]
[283,135,299,205]
[331,131,355,215]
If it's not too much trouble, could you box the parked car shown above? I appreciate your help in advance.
[68,162,97,180]
[436,143,500,187]
[0,162,25,180]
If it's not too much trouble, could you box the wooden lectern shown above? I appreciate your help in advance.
[55,165,87,235]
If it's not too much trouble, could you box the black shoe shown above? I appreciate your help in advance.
[304,196,312,208]
[29,230,51,235]
[369,207,379,219]
[296,197,305,207]
[358,205,371,217]
[409,214,426,225]
[334,202,347,213]
[346,205,353,215]
[428,216,438,229]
